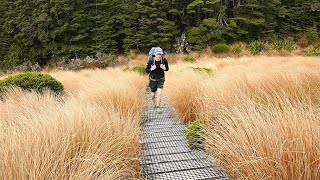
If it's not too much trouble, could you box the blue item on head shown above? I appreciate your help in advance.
[154,47,163,55]
[148,47,160,56]
[148,47,163,65]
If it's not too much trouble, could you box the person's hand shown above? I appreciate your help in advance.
[150,65,156,71]
[160,64,166,70]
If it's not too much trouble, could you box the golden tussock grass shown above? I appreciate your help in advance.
[164,61,217,123]
[0,68,147,179]
[165,68,202,123]
[165,56,320,179]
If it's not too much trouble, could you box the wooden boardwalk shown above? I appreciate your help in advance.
[141,90,228,180]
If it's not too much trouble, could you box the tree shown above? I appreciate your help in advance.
[0,0,10,68]
[129,0,178,52]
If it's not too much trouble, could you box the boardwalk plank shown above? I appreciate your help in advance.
[141,89,227,179]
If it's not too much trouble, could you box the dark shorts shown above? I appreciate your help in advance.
[149,77,165,92]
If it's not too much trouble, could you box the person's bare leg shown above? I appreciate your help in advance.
[156,88,162,107]
[150,91,156,107]
[150,92,155,101]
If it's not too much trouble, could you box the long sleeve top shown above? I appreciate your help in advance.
[145,58,169,79]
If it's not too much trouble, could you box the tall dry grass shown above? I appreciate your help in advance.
[0,68,147,179]
[164,61,217,123]
[165,56,320,179]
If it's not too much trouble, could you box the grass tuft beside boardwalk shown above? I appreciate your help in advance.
[165,56,320,179]
[0,68,147,179]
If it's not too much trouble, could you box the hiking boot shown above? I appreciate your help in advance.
[156,106,162,114]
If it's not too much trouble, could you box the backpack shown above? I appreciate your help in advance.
[148,47,163,65]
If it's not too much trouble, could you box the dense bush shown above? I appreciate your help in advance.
[0,72,64,94]
[186,119,205,149]
[212,44,230,54]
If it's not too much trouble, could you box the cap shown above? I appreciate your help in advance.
[154,47,163,55]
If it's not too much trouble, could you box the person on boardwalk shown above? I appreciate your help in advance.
[145,47,169,114]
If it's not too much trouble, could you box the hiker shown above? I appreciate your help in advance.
[145,47,169,113]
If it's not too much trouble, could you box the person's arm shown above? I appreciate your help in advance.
[146,60,152,73]
[164,59,169,71]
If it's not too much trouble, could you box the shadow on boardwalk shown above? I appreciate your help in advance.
[140,89,228,180]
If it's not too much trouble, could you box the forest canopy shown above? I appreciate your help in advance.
[0,0,319,68]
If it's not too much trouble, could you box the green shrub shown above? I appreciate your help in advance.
[248,41,266,54]
[306,44,320,56]
[306,25,319,43]
[128,66,148,75]
[282,40,296,51]
[191,67,212,74]
[186,119,205,149]
[183,56,195,63]
[0,72,64,94]
[269,40,282,50]
[212,44,230,54]
[270,39,295,51]
[232,46,242,54]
